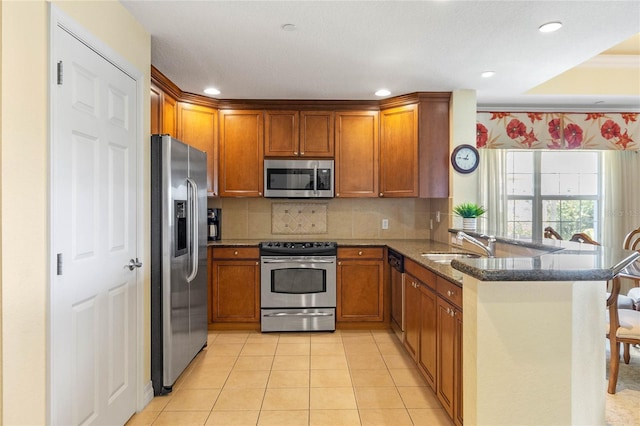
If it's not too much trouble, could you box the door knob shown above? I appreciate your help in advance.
[127,258,143,271]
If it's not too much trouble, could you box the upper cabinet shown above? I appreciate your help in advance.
[178,103,218,196]
[150,82,177,137]
[417,94,450,198]
[264,110,334,157]
[335,111,379,198]
[219,110,264,197]
[380,104,419,197]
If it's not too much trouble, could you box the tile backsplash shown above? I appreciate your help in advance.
[208,197,444,241]
[271,202,328,234]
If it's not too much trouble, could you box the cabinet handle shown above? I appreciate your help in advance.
[451,309,456,317]
[338,261,342,266]
[259,192,262,196]
[447,290,455,297]
[234,250,238,256]
[379,193,383,197]
[294,151,298,155]
[358,251,363,256]
[300,152,304,155]
[336,193,339,197]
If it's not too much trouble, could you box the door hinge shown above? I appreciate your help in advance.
[56,253,63,275]
[57,61,63,85]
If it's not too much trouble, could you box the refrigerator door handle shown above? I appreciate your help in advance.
[186,177,199,283]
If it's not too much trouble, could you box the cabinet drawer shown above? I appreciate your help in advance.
[437,276,462,309]
[337,247,384,260]
[405,258,436,290]
[212,247,259,259]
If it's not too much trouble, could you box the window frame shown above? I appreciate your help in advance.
[505,150,602,241]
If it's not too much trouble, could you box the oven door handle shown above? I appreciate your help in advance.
[261,259,335,264]
[263,312,334,317]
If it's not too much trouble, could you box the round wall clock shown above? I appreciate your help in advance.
[451,144,480,174]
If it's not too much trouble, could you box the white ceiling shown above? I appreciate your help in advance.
[121,0,640,109]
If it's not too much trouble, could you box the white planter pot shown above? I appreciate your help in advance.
[462,218,477,232]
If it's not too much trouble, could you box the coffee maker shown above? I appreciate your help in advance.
[208,208,221,241]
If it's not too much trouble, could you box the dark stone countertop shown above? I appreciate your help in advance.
[208,235,640,285]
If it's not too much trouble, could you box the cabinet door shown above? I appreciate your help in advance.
[418,95,450,198]
[403,275,421,360]
[419,284,437,390]
[454,308,463,426]
[264,110,299,157]
[335,111,379,197]
[300,111,334,157]
[150,84,162,135]
[219,110,264,197]
[207,247,214,324]
[212,259,260,322]
[337,259,384,321]
[178,103,218,196]
[437,296,457,418]
[162,92,177,137]
[380,104,418,197]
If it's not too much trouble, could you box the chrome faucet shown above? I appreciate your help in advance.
[456,231,496,257]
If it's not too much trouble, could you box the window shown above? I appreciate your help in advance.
[505,150,601,241]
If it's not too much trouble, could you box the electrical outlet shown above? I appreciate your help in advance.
[430,219,433,230]
[436,211,441,223]
[382,219,389,229]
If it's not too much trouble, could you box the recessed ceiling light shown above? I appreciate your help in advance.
[375,89,391,97]
[481,71,495,78]
[281,24,297,31]
[539,21,563,33]
[204,87,220,95]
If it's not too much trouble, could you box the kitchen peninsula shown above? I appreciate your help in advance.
[209,235,639,425]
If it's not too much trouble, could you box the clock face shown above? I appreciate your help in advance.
[451,144,479,173]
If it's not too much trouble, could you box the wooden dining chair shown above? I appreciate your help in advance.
[606,276,640,393]
[569,232,600,245]
[543,226,562,240]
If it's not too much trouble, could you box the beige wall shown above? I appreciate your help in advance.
[0,1,150,424]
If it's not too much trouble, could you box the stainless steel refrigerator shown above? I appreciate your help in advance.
[151,134,208,395]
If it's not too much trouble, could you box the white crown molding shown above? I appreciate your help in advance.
[579,54,640,68]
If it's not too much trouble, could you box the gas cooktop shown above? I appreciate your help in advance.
[259,241,337,256]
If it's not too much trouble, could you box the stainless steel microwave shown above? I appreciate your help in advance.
[264,159,334,198]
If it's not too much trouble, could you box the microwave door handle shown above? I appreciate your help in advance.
[313,165,318,194]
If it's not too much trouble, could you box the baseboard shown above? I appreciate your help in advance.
[139,380,154,411]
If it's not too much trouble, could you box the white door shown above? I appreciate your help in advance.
[51,23,138,426]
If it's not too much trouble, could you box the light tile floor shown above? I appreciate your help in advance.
[127,329,452,426]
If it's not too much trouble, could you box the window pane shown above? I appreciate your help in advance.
[540,173,560,196]
[508,174,534,196]
[507,151,533,173]
[542,200,597,238]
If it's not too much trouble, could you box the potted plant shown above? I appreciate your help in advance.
[453,203,487,232]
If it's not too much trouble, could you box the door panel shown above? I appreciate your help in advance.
[52,24,138,426]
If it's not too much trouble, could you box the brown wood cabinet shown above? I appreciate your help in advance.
[150,82,177,137]
[380,104,419,197]
[403,273,421,360]
[178,103,218,196]
[211,247,260,322]
[336,247,384,322]
[436,276,463,424]
[404,259,438,390]
[417,94,450,198]
[335,111,379,197]
[218,110,264,197]
[264,110,334,157]
[300,111,334,157]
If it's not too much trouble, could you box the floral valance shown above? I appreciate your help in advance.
[476,112,639,150]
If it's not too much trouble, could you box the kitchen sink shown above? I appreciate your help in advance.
[421,252,482,264]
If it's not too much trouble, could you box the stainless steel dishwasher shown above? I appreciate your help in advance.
[388,249,405,337]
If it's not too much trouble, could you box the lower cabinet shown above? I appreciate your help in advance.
[404,258,463,425]
[336,247,385,322]
[211,247,260,323]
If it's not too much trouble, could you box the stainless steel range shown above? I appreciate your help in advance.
[260,241,337,332]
